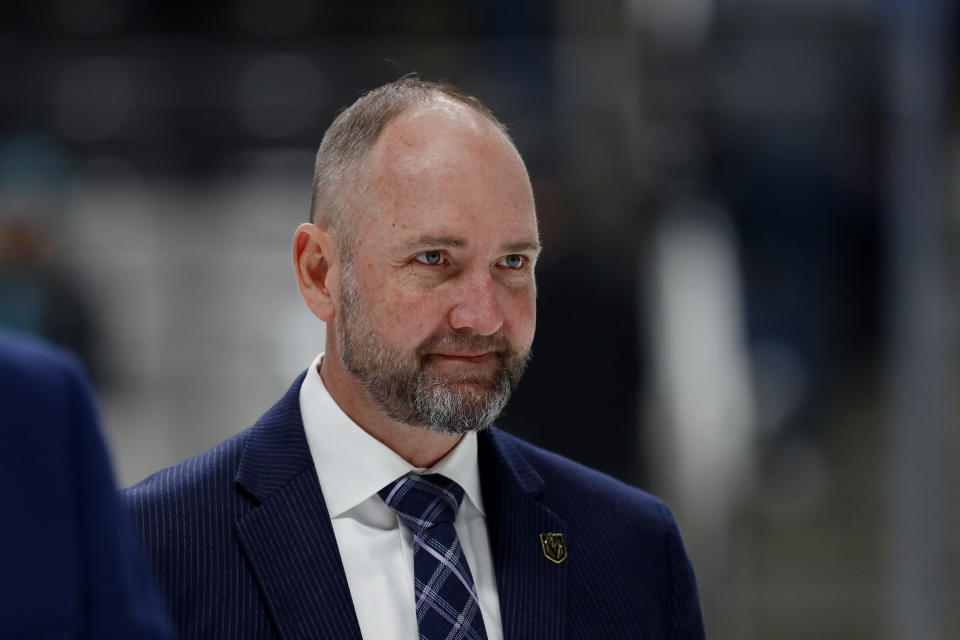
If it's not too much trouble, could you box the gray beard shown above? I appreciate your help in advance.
[335,259,529,435]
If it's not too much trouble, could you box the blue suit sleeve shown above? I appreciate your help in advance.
[657,502,707,640]
[0,333,173,639]
[66,359,174,640]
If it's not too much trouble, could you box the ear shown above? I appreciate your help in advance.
[292,223,339,322]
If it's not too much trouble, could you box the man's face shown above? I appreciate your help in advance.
[333,102,539,434]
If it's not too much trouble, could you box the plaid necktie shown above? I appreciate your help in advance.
[378,473,488,640]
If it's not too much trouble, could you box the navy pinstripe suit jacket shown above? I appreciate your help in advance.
[123,373,705,639]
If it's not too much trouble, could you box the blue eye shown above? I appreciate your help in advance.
[498,254,525,269]
[415,251,444,265]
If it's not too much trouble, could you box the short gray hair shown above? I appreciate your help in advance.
[308,77,510,244]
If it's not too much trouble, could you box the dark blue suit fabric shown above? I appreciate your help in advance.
[123,373,706,639]
[0,332,173,639]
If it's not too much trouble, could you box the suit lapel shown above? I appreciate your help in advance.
[229,377,568,640]
[232,373,363,640]
[479,428,567,640]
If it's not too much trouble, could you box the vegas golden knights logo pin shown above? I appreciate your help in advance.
[539,532,567,564]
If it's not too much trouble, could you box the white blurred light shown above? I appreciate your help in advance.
[647,202,756,577]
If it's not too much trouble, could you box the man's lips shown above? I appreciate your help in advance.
[427,352,498,364]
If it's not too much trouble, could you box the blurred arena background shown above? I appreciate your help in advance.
[1,1,958,638]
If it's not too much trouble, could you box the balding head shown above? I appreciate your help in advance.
[292,78,538,447]
[309,78,514,248]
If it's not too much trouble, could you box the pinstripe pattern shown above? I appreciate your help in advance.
[123,372,705,639]
[478,432,705,640]
[123,373,361,640]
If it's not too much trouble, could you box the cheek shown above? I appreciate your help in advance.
[367,282,442,340]
[503,289,537,346]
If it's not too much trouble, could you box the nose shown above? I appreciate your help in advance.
[448,271,504,336]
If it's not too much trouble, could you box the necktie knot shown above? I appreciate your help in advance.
[378,473,464,533]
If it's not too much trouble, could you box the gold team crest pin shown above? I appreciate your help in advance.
[539,532,567,564]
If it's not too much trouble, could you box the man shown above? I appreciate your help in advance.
[123,78,705,639]
[0,331,172,639]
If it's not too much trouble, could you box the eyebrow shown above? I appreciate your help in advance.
[502,240,542,254]
[404,235,542,254]
[404,235,467,249]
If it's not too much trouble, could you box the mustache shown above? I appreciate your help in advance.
[416,330,514,358]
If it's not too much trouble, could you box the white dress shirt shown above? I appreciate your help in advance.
[299,353,503,640]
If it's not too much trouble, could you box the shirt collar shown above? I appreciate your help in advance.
[299,353,485,519]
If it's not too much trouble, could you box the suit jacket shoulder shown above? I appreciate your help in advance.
[480,427,706,640]
[1,331,172,639]
[122,373,364,640]
[493,425,665,511]
[122,390,290,639]
[122,425,252,556]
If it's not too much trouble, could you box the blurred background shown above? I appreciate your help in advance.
[1,0,958,638]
